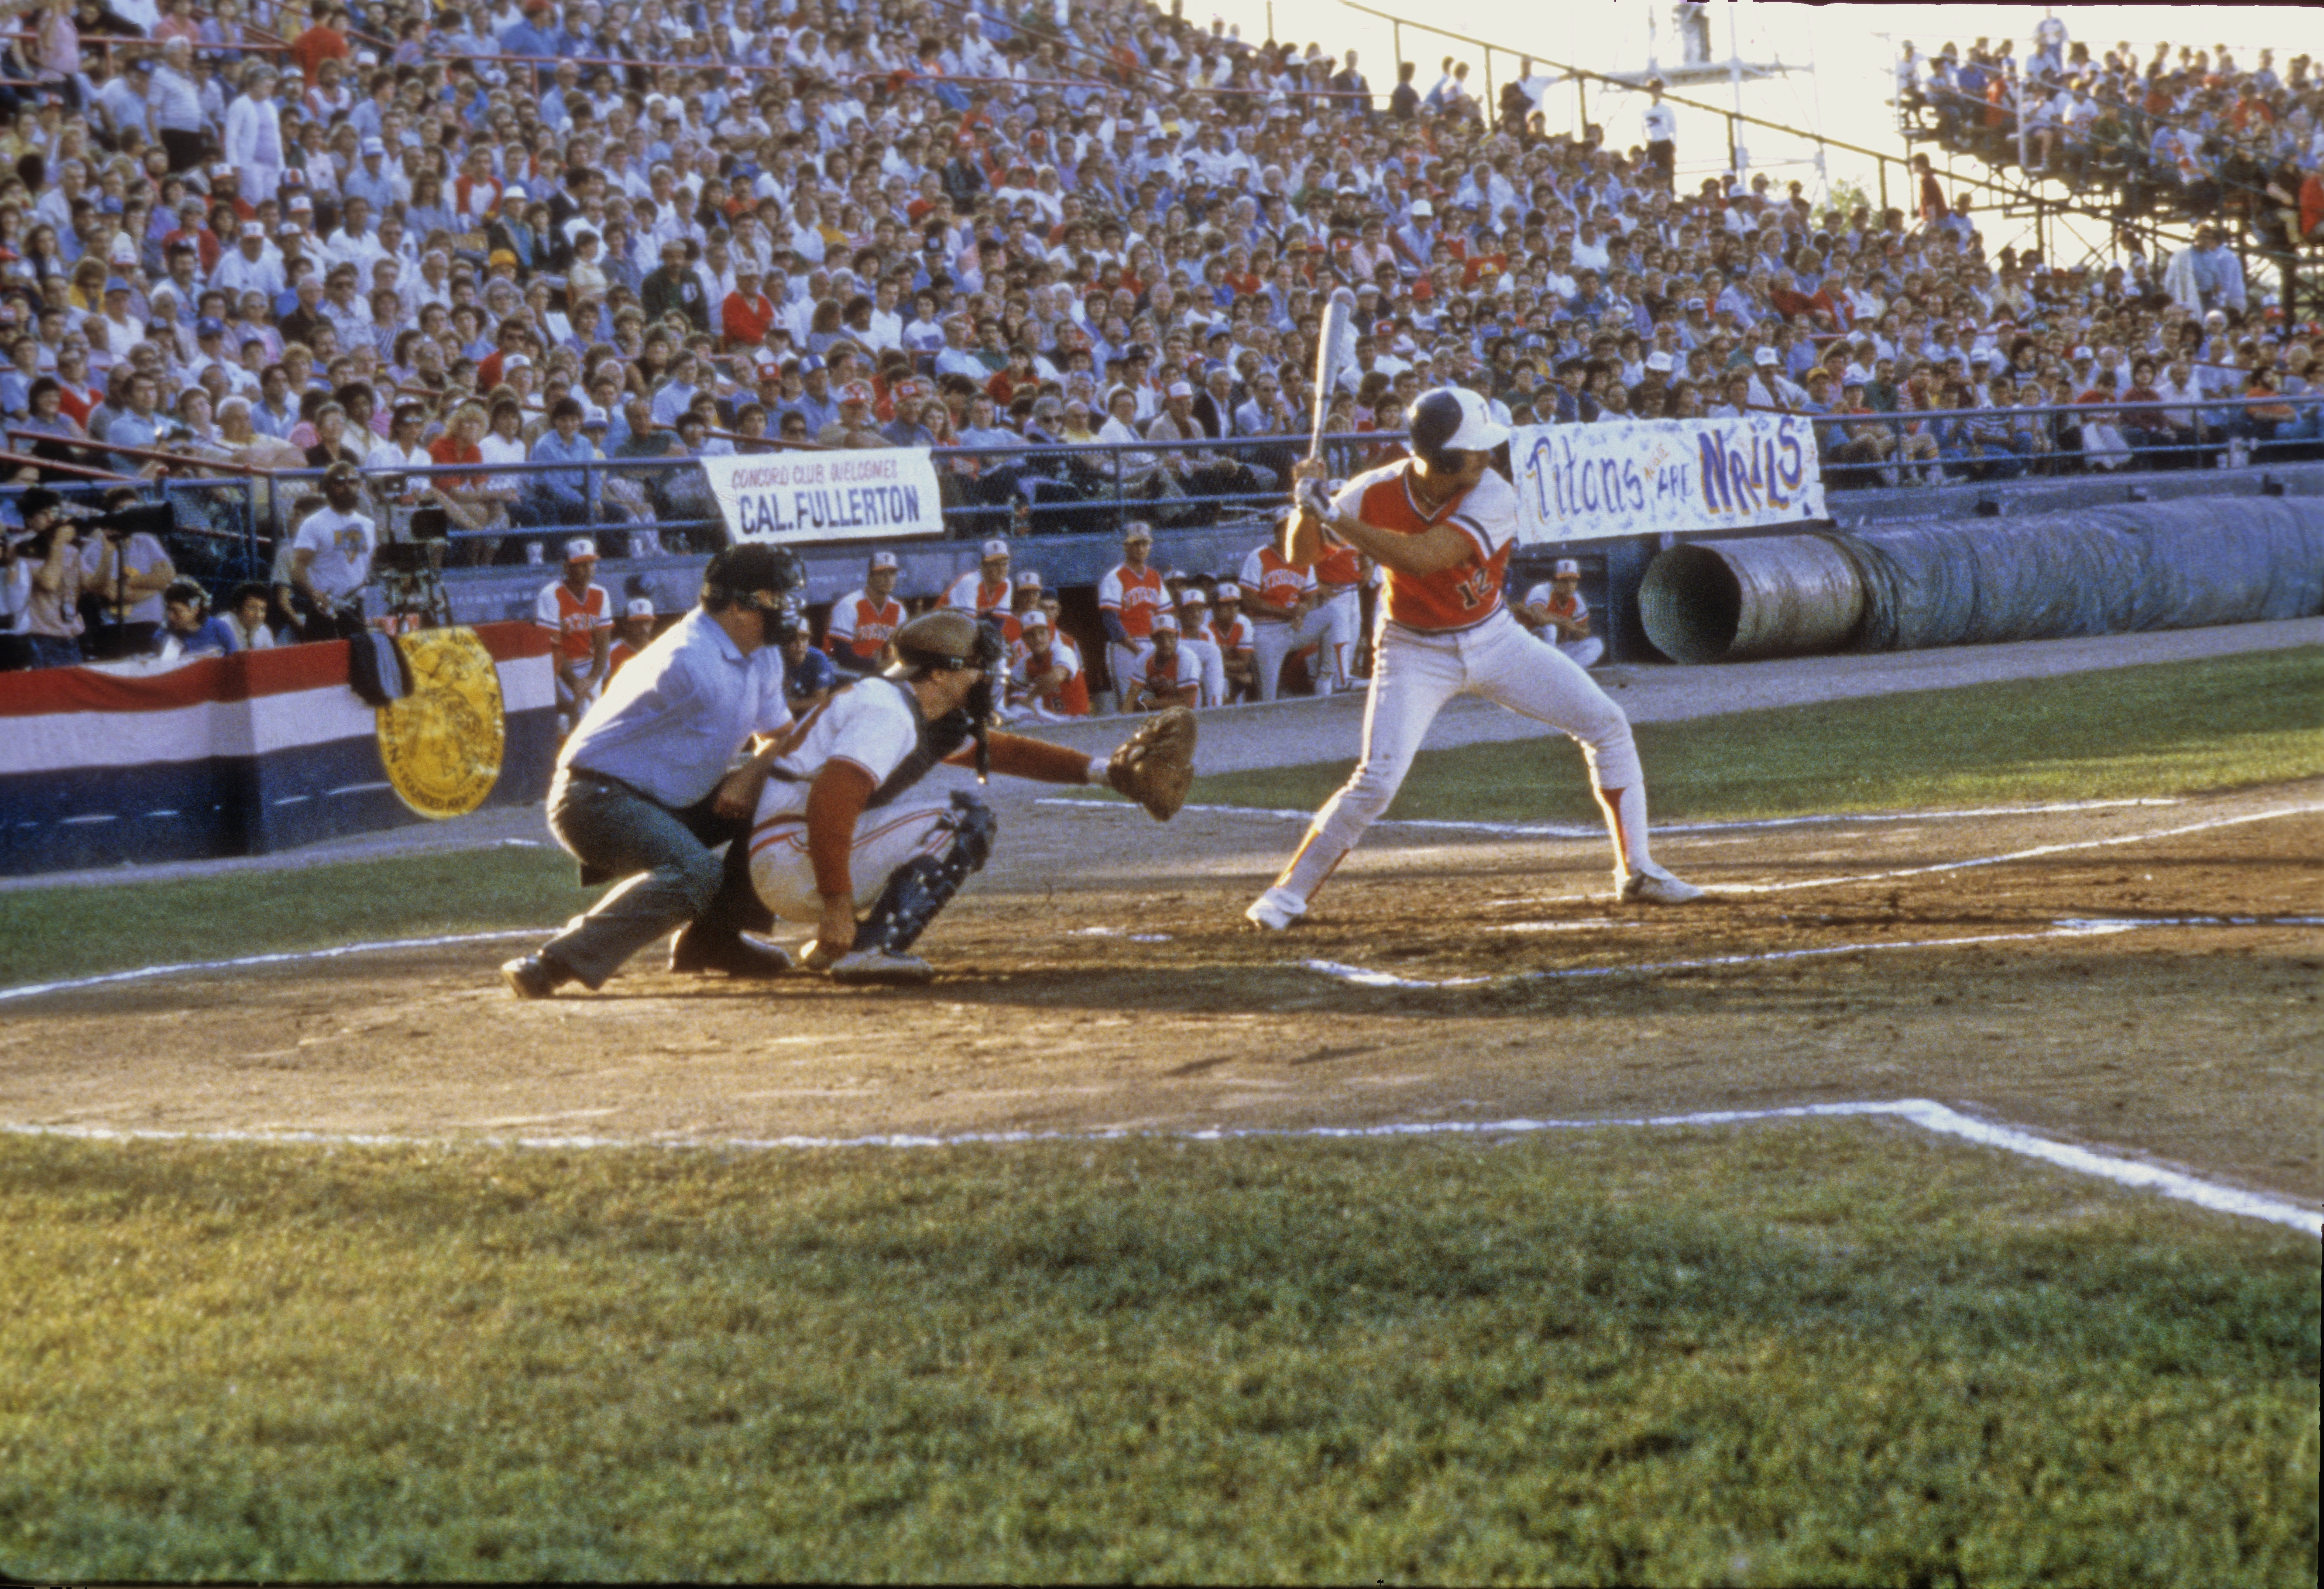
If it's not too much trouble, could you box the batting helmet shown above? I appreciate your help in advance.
[1407,386,1510,472]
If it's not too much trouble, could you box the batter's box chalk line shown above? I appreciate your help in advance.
[1,1101,2312,1237]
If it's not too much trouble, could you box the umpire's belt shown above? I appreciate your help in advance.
[563,766,670,808]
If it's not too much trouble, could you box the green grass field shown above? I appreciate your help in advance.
[3,1126,2314,1585]
[5,648,2317,991]
[1181,646,2324,826]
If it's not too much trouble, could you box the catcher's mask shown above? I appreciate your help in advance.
[888,609,1006,780]
[701,542,806,646]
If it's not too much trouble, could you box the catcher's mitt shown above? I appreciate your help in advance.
[1105,705,1197,821]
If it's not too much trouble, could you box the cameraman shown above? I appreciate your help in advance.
[288,460,377,641]
[17,491,89,670]
[79,486,175,659]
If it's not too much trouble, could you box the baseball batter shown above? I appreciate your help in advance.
[743,611,1195,984]
[1246,387,1701,930]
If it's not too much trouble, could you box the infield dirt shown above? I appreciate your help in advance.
[6,777,2317,1206]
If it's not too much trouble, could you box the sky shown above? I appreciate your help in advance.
[1188,2,2323,255]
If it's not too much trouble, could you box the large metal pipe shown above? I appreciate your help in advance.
[1639,500,2324,663]
[1639,536,1867,663]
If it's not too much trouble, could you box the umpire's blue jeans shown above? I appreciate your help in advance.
[539,769,767,987]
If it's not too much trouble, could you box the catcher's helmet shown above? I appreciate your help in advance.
[888,609,1005,676]
[1407,385,1510,471]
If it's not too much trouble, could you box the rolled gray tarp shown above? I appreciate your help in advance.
[1639,499,2324,663]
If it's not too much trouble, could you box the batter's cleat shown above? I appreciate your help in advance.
[827,947,934,986]
[1244,887,1306,931]
[501,952,574,1000]
[1619,869,1706,905]
[669,926,796,978]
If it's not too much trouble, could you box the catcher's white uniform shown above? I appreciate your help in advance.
[746,681,957,922]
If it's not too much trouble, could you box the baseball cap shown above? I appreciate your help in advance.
[1150,612,1181,634]
[1215,581,1242,600]
[360,136,385,156]
[1013,571,1042,590]
[869,550,899,571]
[104,277,130,295]
[1753,346,1778,365]
[1122,522,1154,543]
[1166,380,1194,399]
[196,316,225,337]
[625,598,656,619]
[1019,609,1051,632]
[563,537,597,564]
[239,220,264,240]
[1645,351,1674,373]
[980,538,1010,559]
[1411,199,1433,216]
[1178,588,1208,606]
[1552,557,1581,578]
[839,380,873,405]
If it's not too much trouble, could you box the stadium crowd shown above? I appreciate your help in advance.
[2,0,2321,679]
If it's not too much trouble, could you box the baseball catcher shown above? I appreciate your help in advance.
[739,610,1196,985]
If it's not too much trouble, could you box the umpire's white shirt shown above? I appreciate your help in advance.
[560,607,792,808]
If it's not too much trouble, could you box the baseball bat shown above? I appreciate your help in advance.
[1308,287,1356,462]
[1289,288,1356,547]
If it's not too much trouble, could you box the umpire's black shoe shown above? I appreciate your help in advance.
[668,927,797,979]
[501,951,575,1000]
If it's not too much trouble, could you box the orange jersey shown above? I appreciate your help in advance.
[825,589,904,661]
[607,637,640,677]
[1238,545,1316,615]
[944,571,1011,617]
[1331,460,1519,632]
[1097,562,1169,638]
[1313,544,1363,591]
[534,580,611,664]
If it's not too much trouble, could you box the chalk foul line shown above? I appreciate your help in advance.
[1037,794,2185,840]
[1298,914,2323,991]
[1,1099,2310,1236]
[1722,803,2324,893]
[0,928,553,1004]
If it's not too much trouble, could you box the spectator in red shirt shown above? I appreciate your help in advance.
[289,5,351,91]
[721,264,778,351]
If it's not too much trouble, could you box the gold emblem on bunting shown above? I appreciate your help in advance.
[376,626,505,818]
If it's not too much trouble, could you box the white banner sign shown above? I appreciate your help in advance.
[698,448,945,544]
[1509,414,1826,543]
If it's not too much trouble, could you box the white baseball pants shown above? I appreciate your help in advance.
[1180,635,1227,705]
[1270,610,1659,905]
[1310,590,1363,691]
[1557,636,1606,669]
[1247,614,1320,702]
[1104,639,1151,710]
[746,801,954,923]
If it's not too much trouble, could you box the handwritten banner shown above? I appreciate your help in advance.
[1510,415,1826,543]
[699,448,946,544]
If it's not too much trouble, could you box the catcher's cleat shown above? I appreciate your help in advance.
[1618,869,1705,905]
[669,926,796,978]
[1244,887,1306,931]
[501,952,574,1000]
[827,947,934,986]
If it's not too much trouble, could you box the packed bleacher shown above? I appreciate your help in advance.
[2,1,2321,699]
